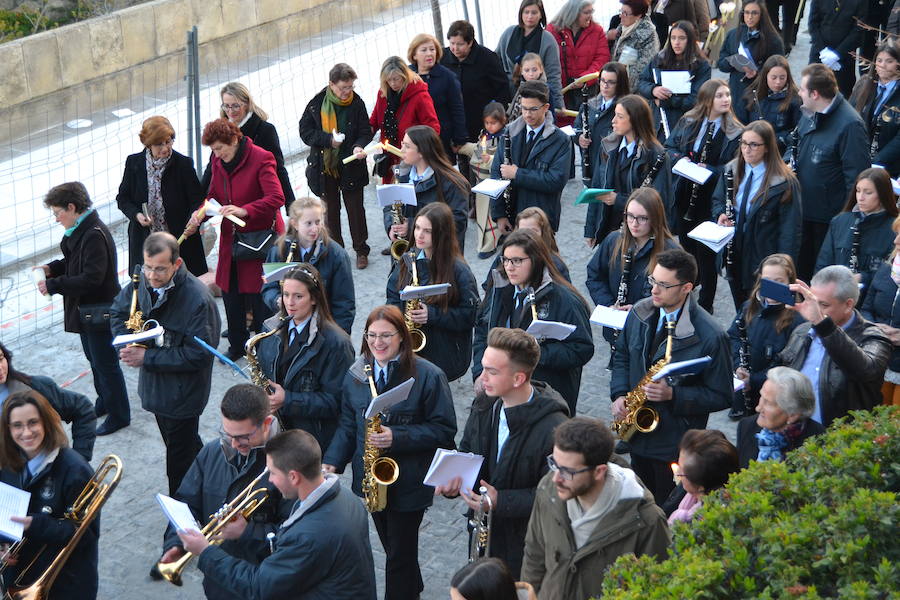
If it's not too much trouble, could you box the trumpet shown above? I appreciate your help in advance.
[402,252,426,353]
[156,468,270,586]
[468,486,493,562]
[361,364,400,513]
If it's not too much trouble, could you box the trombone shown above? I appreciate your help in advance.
[156,468,270,586]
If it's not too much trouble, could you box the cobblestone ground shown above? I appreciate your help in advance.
[11,28,813,600]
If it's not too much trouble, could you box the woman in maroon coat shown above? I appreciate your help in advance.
[186,118,284,360]
[369,56,440,184]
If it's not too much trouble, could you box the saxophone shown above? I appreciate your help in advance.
[579,88,592,186]
[389,201,409,261]
[245,316,289,426]
[362,364,400,512]
[402,251,426,352]
[468,485,493,562]
[123,265,144,333]
[611,318,674,441]
[684,121,716,222]
[724,168,736,273]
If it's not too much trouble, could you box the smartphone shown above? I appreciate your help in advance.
[759,278,797,306]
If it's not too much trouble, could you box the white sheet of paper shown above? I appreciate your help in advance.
[423,449,484,493]
[687,221,735,253]
[112,324,165,348]
[0,482,31,542]
[660,70,692,94]
[651,356,712,381]
[471,178,511,199]
[376,184,417,208]
[672,157,713,184]
[262,262,300,283]
[737,43,757,69]
[526,319,576,340]
[733,377,745,392]
[558,125,577,137]
[205,198,247,227]
[400,283,451,301]
[590,305,629,330]
[156,493,201,533]
[365,377,415,419]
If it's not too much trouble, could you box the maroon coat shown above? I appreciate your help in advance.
[369,79,440,181]
[207,137,284,294]
[547,21,611,125]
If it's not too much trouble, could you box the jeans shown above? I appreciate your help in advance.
[79,328,130,426]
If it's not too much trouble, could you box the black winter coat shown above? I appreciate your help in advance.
[202,113,295,209]
[727,301,806,406]
[324,357,457,512]
[636,56,711,141]
[44,210,120,334]
[710,161,803,291]
[109,265,220,418]
[441,42,513,141]
[584,136,674,239]
[860,261,900,372]
[261,237,356,334]
[777,310,891,426]
[116,150,207,277]
[473,272,594,414]
[736,415,825,469]
[457,382,569,577]
[388,164,469,253]
[850,78,900,177]
[816,210,895,305]
[411,63,468,156]
[717,26,784,103]
[610,294,733,461]
[482,252,571,292]
[299,88,372,192]
[4,376,96,461]
[734,90,802,153]
[0,448,97,600]
[794,94,871,224]
[163,438,292,600]
[255,315,354,452]
[573,96,616,180]
[386,256,480,382]
[808,0,867,60]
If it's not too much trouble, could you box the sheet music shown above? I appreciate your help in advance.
[525,319,576,340]
[471,178,511,199]
[423,449,484,493]
[0,482,30,542]
[399,283,451,301]
[590,305,629,330]
[687,221,735,253]
[660,70,692,94]
[672,157,713,184]
[365,377,415,419]
[376,184,417,207]
[156,493,202,533]
[651,356,712,381]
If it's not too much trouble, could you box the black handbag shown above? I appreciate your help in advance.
[77,303,113,332]
[232,228,276,261]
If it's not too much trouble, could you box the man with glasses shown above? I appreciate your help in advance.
[491,80,572,233]
[609,248,732,504]
[435,327,569,577]
[152,384,291,598]
[111,232,221,494]
[521,417,670,600]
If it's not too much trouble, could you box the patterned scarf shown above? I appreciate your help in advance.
[756,421,805,462]
[891,253,900,286]
[145,148,170,233]
[321,86,354,178]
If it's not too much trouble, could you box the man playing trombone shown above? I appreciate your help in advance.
[152,384,289,598]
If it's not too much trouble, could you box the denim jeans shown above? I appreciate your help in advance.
[79,327,130,426]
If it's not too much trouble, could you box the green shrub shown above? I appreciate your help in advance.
[600,406,900,599]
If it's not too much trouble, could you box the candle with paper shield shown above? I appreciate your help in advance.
[31,268,50,300]
[342,140,383,164]
[177,200,208,244]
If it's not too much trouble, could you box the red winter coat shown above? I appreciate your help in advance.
[207,137,285,294]
[370,79,440,181]
[547,22,610,125]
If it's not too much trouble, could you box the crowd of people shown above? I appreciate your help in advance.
[3,0,900,598]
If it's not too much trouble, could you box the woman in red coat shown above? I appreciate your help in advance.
[186,118,284,360]
[370,56,440,184]
[547,0,611,125]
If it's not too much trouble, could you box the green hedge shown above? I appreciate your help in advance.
[599,406,899,599]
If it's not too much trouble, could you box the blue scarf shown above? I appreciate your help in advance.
[755,428,788,462]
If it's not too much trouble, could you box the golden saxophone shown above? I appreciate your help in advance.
[468,485,493,562]
[611,318,674,441]
[245,317,290,427]
[123,265,161,348]
[362,364,399,513]
[402,252,426,353]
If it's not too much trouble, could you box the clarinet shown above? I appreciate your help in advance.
[641,153,665,188]
[870,111,883,161]
[849,218,861,274]
[502,133,514,221]
[787,125,800,173]
[610,247,634,355]
[737,315,751,412]
[684,121,716,222]
[724,168,736,272]
[580,88,592,186]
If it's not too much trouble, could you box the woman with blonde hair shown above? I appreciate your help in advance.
[861,215,900,406]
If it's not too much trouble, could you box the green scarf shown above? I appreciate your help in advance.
[321,86,354,178]
[64,208,94,237]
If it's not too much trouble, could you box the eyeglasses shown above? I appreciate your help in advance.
[221,103,245,111]
[740,140,765,149]
[142,265,172,275]
[51,207,68,218]
[11,418,42,432]
[152,138,174,147]
[520,104,547,113]
[219,424,261,445]
[546,455,594,481]
[501,256,531,268]
[648,275,687,290]
[625,212,650,225]
[599,78,618,86]
[742,9,761,15]
[365,331,399,342]
[333,83,354,93]
[619,9,634,16]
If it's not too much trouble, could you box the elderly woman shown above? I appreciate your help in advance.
[187,119,284,361]
[736,366,825,469]
[116,116,207,277]
[204,82,295,210]
[607,0,659,90]
[669,429,739,524]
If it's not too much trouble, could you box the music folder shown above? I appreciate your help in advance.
[0,482,30,541]
[526,320,576,340]
[423,449,484,493]
[471,178,511,199]
[651,356,712,381]
[687,221,734,253]
[112,324,165,348]
[156,493,202,533]
[376,184,417,208]
[365,377,415,419]
[590,305,629,330]
[672,157,713,185]
[262,262,300,283]
[400,283,451,301]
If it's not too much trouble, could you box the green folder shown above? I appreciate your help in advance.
[262,262,300,283]
[575,188,615,205]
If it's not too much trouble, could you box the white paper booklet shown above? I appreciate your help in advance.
[651,356,712,381]
[687,221,735,253]
[733,377,745,392]
[112,324,165,348]
[400,283,451,301]
[590,305,629,330]
[660,70,692,94]
[526,319,576,340]
[365,377,415,419]
[558,125,577,137]
[156,493,202,533]
[376,184,417,208]
[0,482,30,541]
[423,449,484,493]
[672,157,713,185]
[471,178,512,199]
[262,262,300,283]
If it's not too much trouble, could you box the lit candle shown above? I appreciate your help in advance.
[671,462,680,484]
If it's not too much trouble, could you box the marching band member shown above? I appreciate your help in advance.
[386,202,480,382]
[584,94,672,245]
[665,78,743,314]
[735,55,802,152]
[716,2,783,105]
[0,391,98,600]
[610,248,731,503]
[323,305,456,600]
[850,43,900,177]
[712,119,802,309]
[473,230,594,416]
[262,197,356,334]
[257,265,354,451]
[576,62,630,199]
